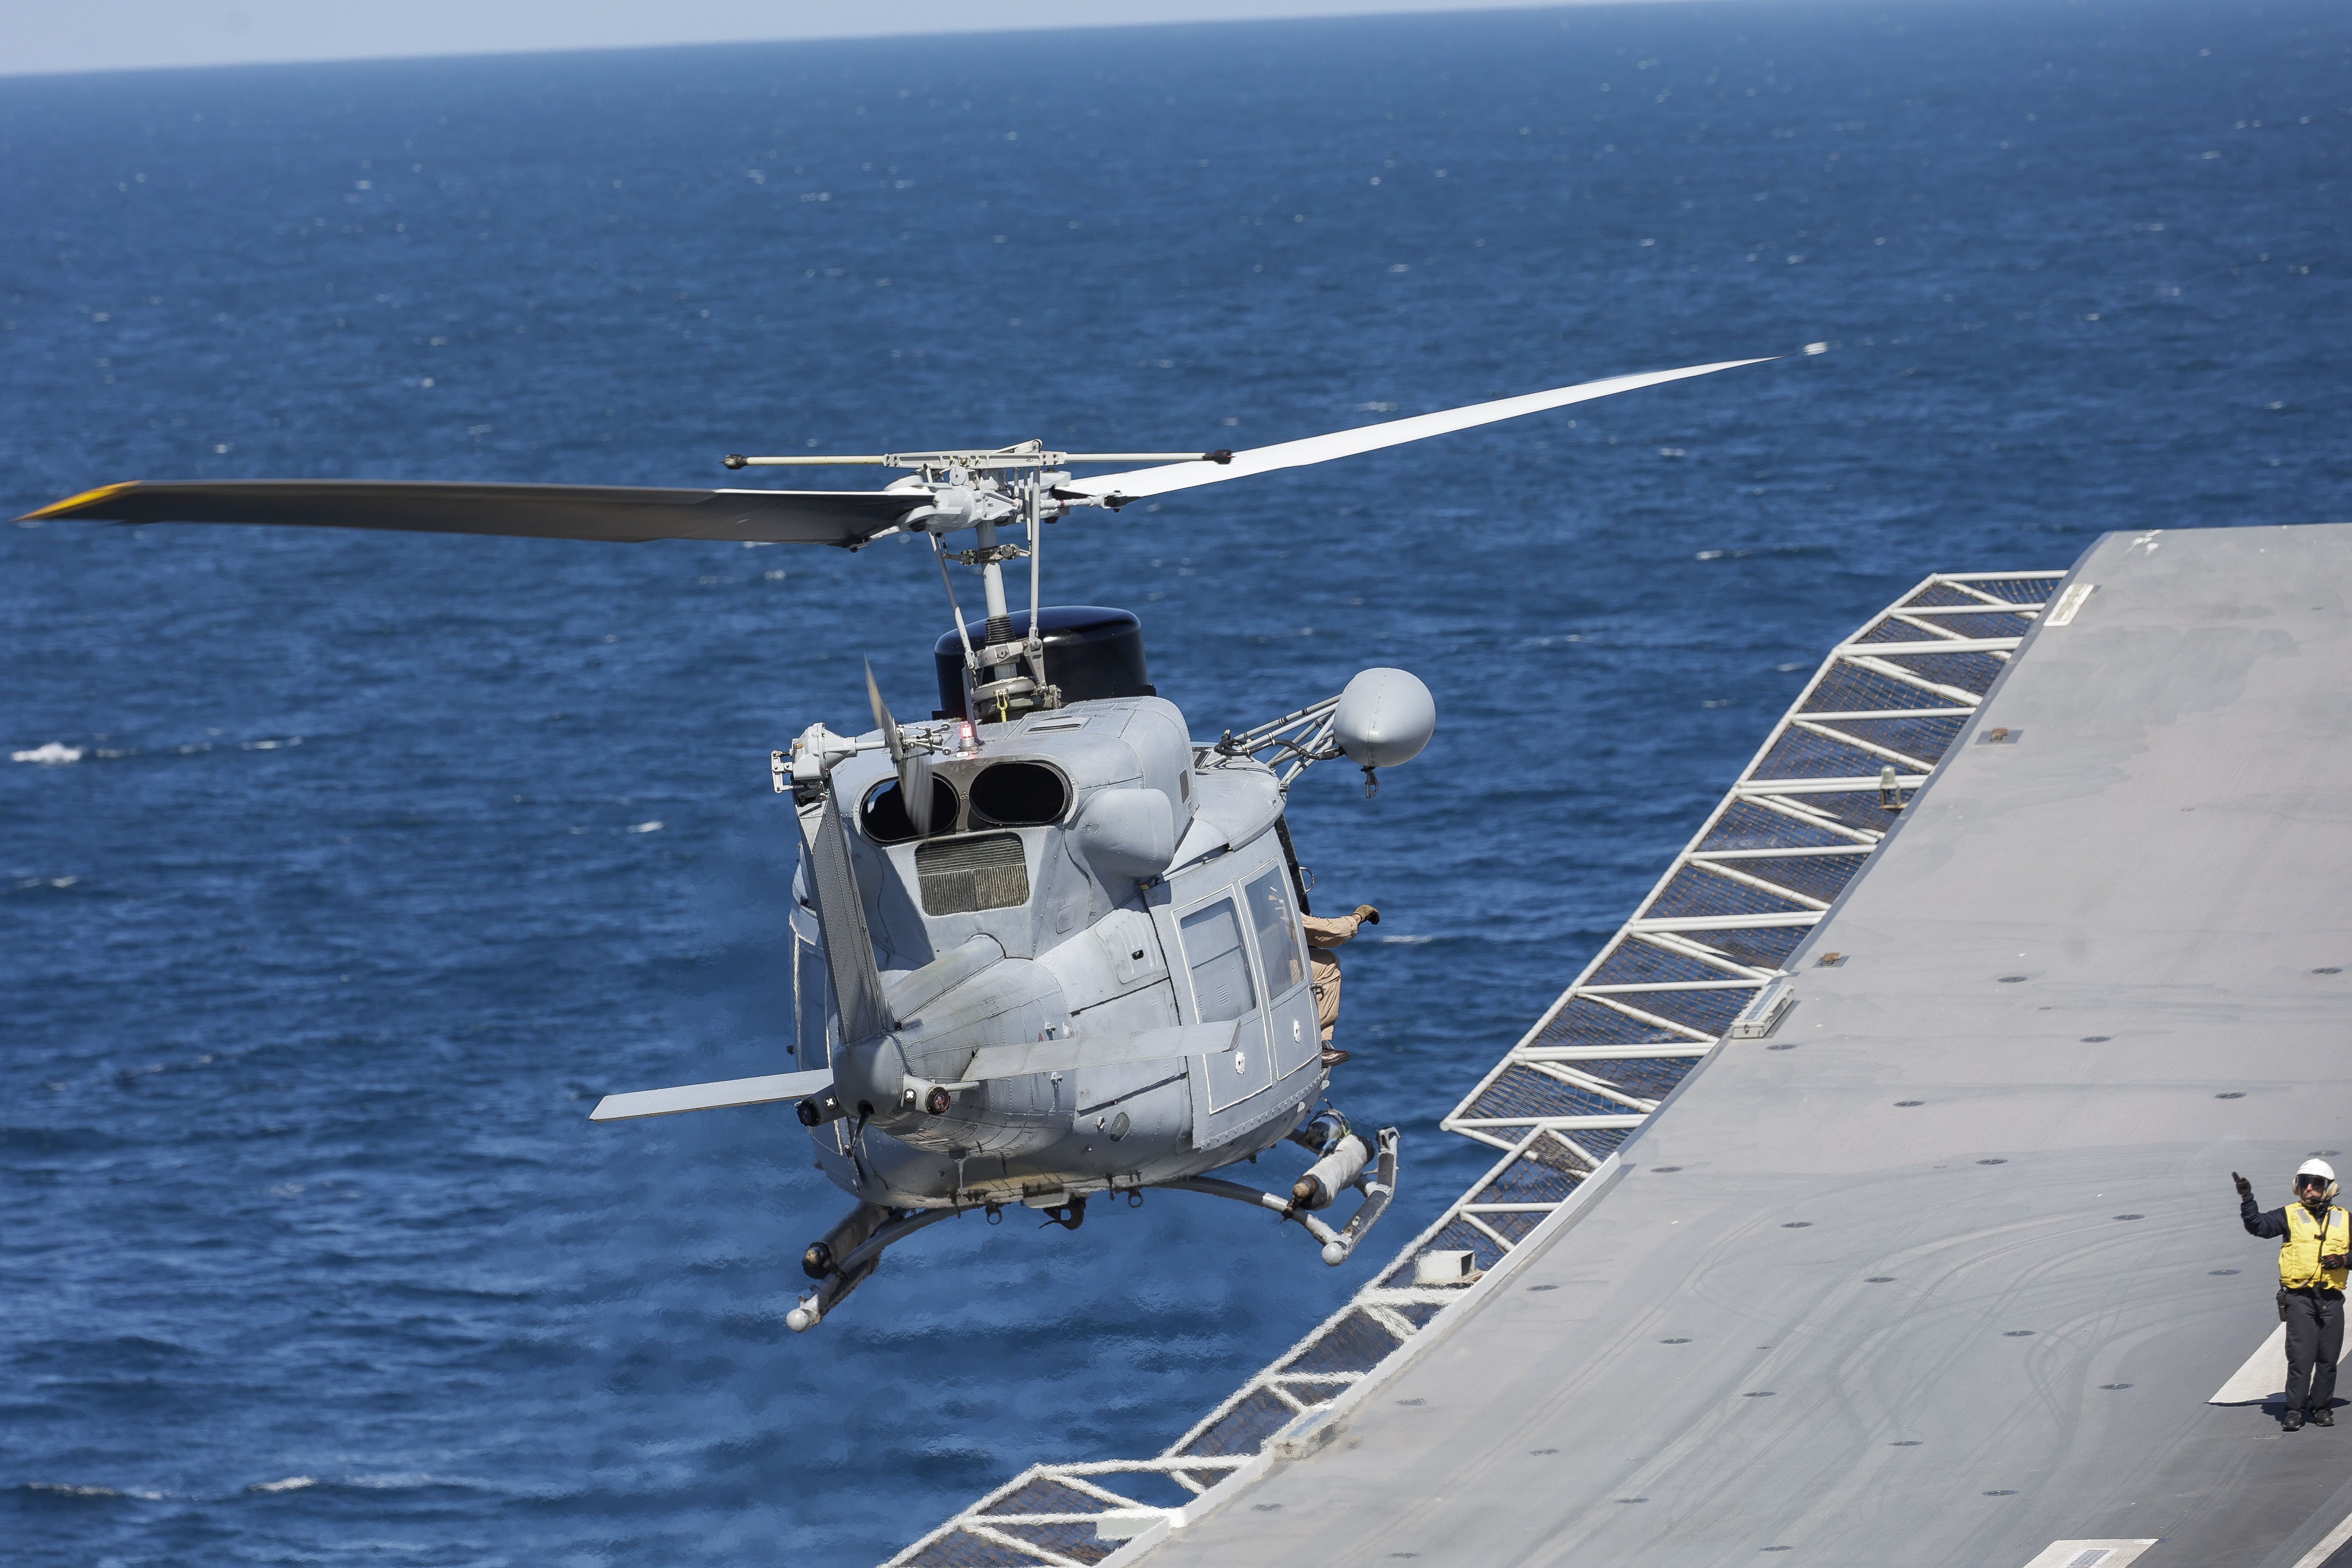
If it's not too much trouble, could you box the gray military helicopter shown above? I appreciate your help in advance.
[29,355,1764,1332]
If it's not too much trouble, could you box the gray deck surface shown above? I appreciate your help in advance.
[1143,524,2352,1568]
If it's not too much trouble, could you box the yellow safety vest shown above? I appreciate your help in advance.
[2280,1203,2349,1291]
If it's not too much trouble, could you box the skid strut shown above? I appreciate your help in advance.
[787,1202,965,1332]
[1169,1124,1400,1265]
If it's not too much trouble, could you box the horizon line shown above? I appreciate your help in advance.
[1,0,1736,84]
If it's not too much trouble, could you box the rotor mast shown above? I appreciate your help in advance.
[971,511,1015,678]
[728,441,1166,720]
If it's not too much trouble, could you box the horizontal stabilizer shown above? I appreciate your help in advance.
[590,1067,836,1122]
[961,1020,1242,1083]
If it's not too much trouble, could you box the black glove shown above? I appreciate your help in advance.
[2324,1255,2348,1271]
[2235,1171,2254,1201]
[1355,903,1380,925]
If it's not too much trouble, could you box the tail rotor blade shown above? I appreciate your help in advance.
[899,753,935,837]
[864,660,904,761]
[864,660,933,836]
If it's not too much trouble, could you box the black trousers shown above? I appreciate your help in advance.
[2284,1287,2345,1413]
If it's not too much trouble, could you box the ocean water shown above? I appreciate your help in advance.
[2,2,2345,1562]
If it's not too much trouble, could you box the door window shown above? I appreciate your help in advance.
[1242,867,1306,996]
[1180,897,1258,1023]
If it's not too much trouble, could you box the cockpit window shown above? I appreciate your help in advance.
[967,761,1071,827]
[1243,868,1306,996]
[1180,897,1258,1023]
[915,832,1029,915]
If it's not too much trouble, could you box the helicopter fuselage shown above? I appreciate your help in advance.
[792,694,1328,1210]
[27,356,1749,1327]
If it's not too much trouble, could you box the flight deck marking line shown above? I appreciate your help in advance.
[2210,1322,2288,1404]
[2044,581,2098,626]
[2295,1507,2352,1568]
[2018,1543,2158,1568]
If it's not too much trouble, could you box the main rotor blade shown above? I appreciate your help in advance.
[1058,358,1772,504]
[21,480,919,548]
[590,1067,835,1122]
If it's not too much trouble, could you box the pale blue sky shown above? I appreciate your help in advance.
[0,0,1700,78]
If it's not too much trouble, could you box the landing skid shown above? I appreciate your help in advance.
[787,1126,1400,1331]
[785,1194,1089,1332]
[1169,1124,1401,1265]
[787,1203,963,1332]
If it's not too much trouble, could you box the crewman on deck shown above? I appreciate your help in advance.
[2238,1159,2351,1431]
[1302,903,1379,1069]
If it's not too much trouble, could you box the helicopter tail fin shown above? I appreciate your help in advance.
[806,784,894,1047]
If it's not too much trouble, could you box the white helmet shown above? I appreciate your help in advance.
[2298,1158,2339,1200]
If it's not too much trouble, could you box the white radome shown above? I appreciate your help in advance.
[1333,667,1437,770]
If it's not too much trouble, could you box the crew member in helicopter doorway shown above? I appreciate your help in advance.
[1304,904,1381,1067]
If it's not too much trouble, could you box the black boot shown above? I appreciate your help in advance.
[1320,1046,1351,1067]
[2285,1408,2306,1432]
[2312,1406,2336,1427]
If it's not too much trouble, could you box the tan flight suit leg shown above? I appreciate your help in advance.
[1311,948,1343,1042]
[1302,911,1366,1044]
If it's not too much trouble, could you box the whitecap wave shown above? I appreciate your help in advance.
[628,820,664,833]
[1377,933,1436,944]
[248,1476,315,1493]
[23,1480,160,1498]
[11,742,83,765]
[341,1471,480,1491]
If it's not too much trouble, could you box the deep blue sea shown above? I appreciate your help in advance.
[3,2,2346,1562]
